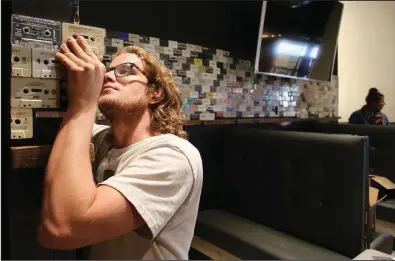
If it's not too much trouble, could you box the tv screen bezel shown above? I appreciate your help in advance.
[254,1,343,83]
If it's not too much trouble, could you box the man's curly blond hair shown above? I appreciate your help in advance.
[116,45,188,139]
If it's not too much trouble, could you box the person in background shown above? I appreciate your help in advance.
[348,88,390,126]
[37,36,203,260]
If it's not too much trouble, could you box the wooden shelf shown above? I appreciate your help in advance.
[11,144,95,169]
[183,117,340,126]
[98,117,340,127]
[35,111,66,118]
[11,145,52,169]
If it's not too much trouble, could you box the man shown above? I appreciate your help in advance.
[38,36,203,260]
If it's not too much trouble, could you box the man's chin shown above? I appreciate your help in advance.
[98,91,118,102]
[99,91,116,99]
[98,96,117,113]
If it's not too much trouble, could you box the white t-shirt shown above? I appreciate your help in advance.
[87,124,203,260]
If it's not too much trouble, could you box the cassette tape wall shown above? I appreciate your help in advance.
[99,32,338,121]
[10,14,339,145]
[10,14,68,146]
[10,14,106,146]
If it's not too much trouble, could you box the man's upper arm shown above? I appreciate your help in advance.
[44,146,194,249]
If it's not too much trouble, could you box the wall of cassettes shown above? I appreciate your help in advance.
[10,14,106,142]
[100,31,339,121]
[10,13,339,142]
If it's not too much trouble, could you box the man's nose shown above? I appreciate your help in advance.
[104,70,116,82]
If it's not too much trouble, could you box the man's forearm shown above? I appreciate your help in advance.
[41,105,98,231]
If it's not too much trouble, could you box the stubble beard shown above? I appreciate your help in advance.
[98,94,148,123]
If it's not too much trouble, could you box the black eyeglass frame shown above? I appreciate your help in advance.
[105,62,145,78]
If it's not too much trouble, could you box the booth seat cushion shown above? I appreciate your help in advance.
[376,199,395,223]
[195,210,349,260]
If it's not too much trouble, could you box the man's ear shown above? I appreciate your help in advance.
[149,87,165,105]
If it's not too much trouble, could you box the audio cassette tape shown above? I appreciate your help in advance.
[11,77,60,109]
[62,23,106,55]
[11,44,32,77]
[11,108,33,139]
[32,48,64,79]
[11,14,62,50]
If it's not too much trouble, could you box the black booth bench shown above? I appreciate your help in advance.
[186,125,381,259]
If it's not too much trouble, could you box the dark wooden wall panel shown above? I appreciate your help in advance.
[11,0,262,60]
[8,168,53,260]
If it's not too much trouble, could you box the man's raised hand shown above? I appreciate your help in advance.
[56,36,106,110]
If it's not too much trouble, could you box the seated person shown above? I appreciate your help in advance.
[348,88,390,125]
[37,36,203,260]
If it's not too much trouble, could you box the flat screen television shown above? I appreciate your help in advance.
[254,0,343,82]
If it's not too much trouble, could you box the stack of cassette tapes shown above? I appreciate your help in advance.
[10,14,107,147]
[11,14,63,145]
[101,30,306,121]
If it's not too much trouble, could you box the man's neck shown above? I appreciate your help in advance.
[110,111,156,149]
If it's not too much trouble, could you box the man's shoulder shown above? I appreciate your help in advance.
[144,134,202,163]
[112,133,201,163]
[122,134,202,176]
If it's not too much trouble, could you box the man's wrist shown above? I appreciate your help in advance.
[64,103,97,124]
[67,102,97,115]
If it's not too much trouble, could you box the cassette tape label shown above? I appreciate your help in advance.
[11,78,60,108]
[11,108,33,139]
[149,37,160,46]
[182,50,190,57]
[168,40,178,49]
[11,45,32,78]
[169,56,178,62]
[12,14,62,49]
[129,34,140,43]
[173,49,182,56]
[111,38,124,48]
[164,47,173,55]
[32,48,64,79]
[144,44,155,53]
[62,23,106,55]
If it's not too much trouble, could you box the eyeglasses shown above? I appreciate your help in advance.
[106,62,144,78]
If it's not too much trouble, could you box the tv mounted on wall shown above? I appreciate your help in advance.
[254,0,343,82]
